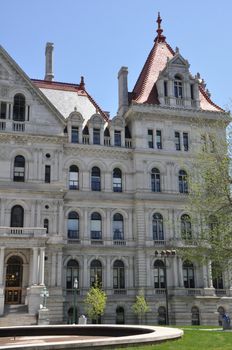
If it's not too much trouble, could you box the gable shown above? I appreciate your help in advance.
[0,46,65,136]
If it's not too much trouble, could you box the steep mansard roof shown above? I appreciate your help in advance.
[131,13,223,112]
[32,78,109,122]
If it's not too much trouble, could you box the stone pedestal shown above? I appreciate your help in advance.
[203,288,215,296]
[38,308,50,325]
[0,287,4,316]
[27,285,45,315]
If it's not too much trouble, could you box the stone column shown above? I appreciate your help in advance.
[58,201,63,236]
[172,255,178,287]
[83,256,88,288]
[32,247,39,285]
[207,260,213,288]
[106,256,111,289]
[203,264,208,288]
[39,247,45,285]
[0,247,5,285]
[178,257,184,288]
[56,252,62,287]
[0,200,5,226]
[51,253,57,287]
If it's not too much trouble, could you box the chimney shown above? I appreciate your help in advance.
[117,66,128,116]
[45,42,54,81]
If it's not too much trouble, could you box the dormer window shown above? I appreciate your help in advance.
[174,75,183,98]
[164,81,168,97]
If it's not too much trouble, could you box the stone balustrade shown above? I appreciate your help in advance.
[0,227,47,238]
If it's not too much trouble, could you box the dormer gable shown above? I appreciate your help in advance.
[128,13,223,113]
[156,49,200,109]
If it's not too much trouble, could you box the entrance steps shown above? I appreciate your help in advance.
[0,305,37,327]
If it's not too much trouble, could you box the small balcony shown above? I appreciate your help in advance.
[0,227,47,238]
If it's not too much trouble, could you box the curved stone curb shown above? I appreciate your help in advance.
[0,324,183,349]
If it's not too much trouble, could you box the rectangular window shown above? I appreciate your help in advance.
[27,106,30,121]
[156,130,162,149]
[0,102,7,119]
[114,130,121,147]
[164,81,168,97]
[148,129,153,148]
[45,165,51,183]
[93,128,100,145]
[175,131,181,151]
[183,132,189,151]
[71,126,79,143]
[190,84,194,100]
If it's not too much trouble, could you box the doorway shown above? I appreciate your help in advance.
[5,256,23,304]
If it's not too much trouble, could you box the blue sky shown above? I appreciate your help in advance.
[1,0,231,116]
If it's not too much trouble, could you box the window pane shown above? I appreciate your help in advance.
[71,127,79,143]
[114,130,121,147]
[156,130,162,149]
[93,128,100,145]
[148,129,153,148]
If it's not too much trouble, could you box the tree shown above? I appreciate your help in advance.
[132,291,150,324]
[84,281,107,323]
[179,118,232,273]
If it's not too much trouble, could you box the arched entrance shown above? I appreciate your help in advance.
[5,256,23,304]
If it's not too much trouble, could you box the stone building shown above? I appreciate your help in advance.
[0,14,230,326]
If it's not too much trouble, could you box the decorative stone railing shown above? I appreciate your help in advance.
[0,227,47,238]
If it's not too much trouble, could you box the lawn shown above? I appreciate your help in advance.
[116,326,232,350]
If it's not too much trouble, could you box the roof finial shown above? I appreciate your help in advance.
[155,12,166,43]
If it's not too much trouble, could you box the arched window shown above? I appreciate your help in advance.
[68,212,79,239]
[174,75,183,98]
[191,306,200,325]
[13,155,25,182]
[113,260,125,289]
[153,213,164,241]
[179,170,188,193]
[13,94,26,121]
[91,212,102,240]
[183,261,195,288]
[66,260,79,289]
[158,306,167,325]
[91,166,101,191]
[113,213,124,240]
[181,214,192,240]
[116,306,125,324]
[212,263,223,290]
[69,165,79,190]
[44,218,49,233]
[90,259,102,286]
[113,168,122,192]
[11,205,24,227]
[154,260,166,288]
[151,168,161,192]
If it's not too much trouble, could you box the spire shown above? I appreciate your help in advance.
[155,12,166,43]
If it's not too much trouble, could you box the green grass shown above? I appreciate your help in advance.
[116,326,232,350]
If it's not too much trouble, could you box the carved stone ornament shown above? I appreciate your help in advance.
[1,86,9,97]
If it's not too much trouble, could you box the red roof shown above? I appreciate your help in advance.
[131,14,223,112]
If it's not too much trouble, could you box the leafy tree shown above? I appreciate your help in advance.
[180,118,232,274]
[132,291,150,324]
[84,281,107,323]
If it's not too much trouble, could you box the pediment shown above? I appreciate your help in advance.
[0,45,66,135]
[168,53,189,68]
[110,116,124,128]
[68,111,84,123]
[89,113,105,124]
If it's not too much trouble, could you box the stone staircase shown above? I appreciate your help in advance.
[0,305,37,327]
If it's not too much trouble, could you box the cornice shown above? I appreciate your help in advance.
[125,102,230,122]
[0,132,67,145]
